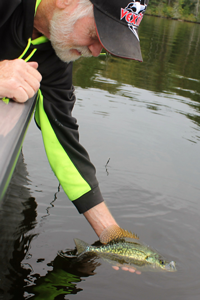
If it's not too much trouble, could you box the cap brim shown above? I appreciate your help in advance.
[93,6,143,62]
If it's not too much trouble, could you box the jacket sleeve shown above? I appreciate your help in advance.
[34,60,104,213]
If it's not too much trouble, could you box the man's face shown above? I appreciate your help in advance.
[49,3,102,63]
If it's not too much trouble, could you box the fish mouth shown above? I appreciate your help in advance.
[164,261,177,272]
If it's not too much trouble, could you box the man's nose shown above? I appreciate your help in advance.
[88,41,103,57]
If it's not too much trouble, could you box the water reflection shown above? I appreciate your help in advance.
[0,153,37,300]
[0,152,101,300]
[26,251,101,299]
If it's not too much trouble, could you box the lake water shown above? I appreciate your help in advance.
[1,16,200,300]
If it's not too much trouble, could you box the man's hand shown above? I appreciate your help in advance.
[0,59,42,103]
[83,203,141,274]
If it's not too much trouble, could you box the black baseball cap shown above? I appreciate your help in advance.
[90,0,148,61]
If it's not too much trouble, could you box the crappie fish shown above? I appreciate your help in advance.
[74,238,176,272]
[74,225,176,272]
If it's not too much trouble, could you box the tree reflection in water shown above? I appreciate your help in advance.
[27,252,101,299]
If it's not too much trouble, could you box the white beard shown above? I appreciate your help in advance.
[49,3,93,63]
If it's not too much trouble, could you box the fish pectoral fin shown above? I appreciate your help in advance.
[99,225,139,244]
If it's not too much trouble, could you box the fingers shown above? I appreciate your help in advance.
[23,69,42,100]
[112,264,141,275]
[26,61,42,82]
[0,59,42,103]
[17,59,42,102]
[27,61,38,69]
[112,266,120,271]
[12,85,35,103]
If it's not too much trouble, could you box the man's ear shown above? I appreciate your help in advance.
[55,0,73,9]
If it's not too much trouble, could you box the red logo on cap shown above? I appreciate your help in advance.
[120,1,147,40]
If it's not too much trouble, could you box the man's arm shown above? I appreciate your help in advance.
[0,58,120,240]
[83,202,119,237]
[0,59,42,102]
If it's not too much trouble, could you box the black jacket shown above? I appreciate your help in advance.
[0,0,104,213]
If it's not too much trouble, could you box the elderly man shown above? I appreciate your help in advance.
[0,0,148,240]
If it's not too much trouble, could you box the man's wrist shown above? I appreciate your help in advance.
[83,202,119,237]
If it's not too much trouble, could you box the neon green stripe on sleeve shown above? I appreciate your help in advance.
[36,90,92,201]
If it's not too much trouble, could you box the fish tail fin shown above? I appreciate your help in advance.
[100,225,139,244]
[74,238,89,255]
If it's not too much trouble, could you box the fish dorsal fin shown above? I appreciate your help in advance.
[99,225,139,244]
[74,238,89,255]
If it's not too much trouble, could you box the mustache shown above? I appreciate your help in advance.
[50,44,92,63]
[76,46,92,57]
